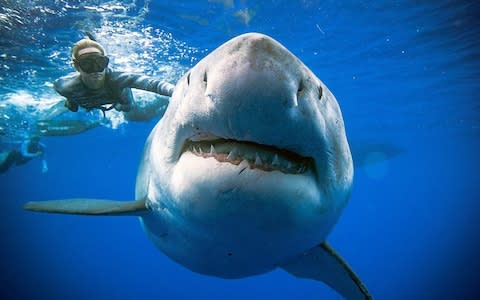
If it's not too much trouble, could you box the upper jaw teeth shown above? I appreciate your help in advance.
[184,139,313,175]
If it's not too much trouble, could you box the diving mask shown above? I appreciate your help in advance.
[75,53,109,74]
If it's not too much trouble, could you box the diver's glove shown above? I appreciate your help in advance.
[113,102,131,112]
[64,99,79,112]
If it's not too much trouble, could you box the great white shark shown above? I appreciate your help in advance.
[25,33,372,300]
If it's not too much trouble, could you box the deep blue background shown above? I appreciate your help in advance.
[1,1,479,299]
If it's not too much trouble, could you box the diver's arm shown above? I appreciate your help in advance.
[113,73,175,97]
[20,141,34,158]
[39,143,48,173]
[20,140,48,172]
[113,88,134,112]
[53,74,80,112]
[64,99,79,112]
[38,142,47,153]
[20,140,41,158]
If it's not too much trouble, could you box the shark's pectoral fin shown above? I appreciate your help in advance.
[281,242,372,300]
[24,198,148,216]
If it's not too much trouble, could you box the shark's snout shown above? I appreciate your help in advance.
[182,33,323,154]
[206,33,306,109]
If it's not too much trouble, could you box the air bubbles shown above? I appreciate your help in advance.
[92,17,199,82]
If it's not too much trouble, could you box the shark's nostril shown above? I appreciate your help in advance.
[203,71,208,90]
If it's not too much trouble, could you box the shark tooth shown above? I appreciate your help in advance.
[192,146,199,154]
[227,148,237,160]
[255,153,262,165]
[296,165,305,174]
[272,154,280,166]
[286,161,293,171]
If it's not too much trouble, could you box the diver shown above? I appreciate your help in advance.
[0,136,47,174]
[54,37,175,120]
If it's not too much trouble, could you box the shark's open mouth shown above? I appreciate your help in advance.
[182,139,314,175]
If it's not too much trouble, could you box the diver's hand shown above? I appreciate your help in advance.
[114,103,131,112]
[64,99,79,112]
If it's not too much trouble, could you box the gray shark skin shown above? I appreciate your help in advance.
[24,33,372,300]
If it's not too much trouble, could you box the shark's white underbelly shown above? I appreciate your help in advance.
[139,153,340,278]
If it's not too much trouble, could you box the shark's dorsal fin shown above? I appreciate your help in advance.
[281,242,372,300]
[24,198,148,216]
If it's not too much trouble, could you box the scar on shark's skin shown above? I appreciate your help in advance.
[238,166,247,174]
[24,33,372,300]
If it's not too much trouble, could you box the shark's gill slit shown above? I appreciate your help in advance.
[186,72,191,85]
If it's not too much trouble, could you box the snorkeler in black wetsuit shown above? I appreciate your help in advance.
[0,136,47,174]
[54,38,175,116]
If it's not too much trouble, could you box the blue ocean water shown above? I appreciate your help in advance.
[1,0,479,299]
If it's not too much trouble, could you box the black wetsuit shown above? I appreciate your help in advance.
[0,150,22,173]
[53,68,175,112]
[0,139,46,173]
